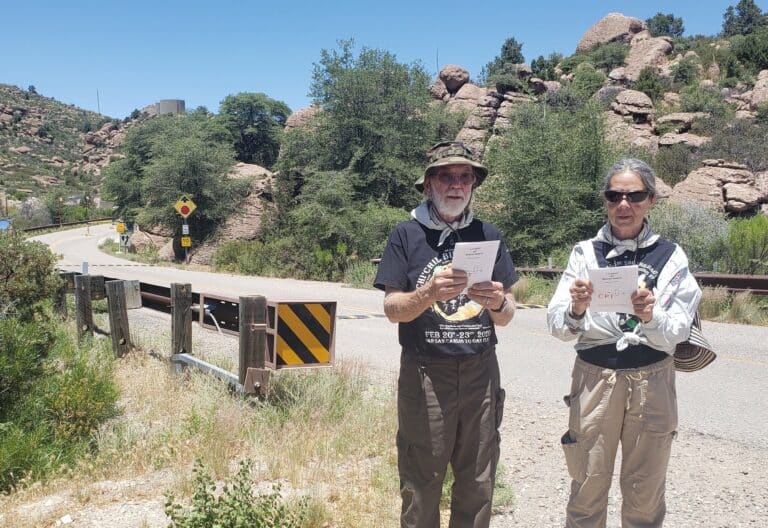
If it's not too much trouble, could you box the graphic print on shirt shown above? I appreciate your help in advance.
[415,249,491,346]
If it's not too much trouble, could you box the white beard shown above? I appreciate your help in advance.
[428,189,470,221]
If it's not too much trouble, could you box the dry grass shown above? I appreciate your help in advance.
[700,287,768,326]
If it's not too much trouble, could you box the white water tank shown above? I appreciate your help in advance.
[156,99,185,115]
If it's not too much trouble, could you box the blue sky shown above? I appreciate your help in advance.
[2,1,765,119]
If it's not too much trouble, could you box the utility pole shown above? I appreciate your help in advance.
[96,89,101,115]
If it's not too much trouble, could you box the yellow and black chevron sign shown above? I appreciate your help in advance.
[275,302,335,367]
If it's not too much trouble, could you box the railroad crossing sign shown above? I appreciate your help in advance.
[180,236,192,248]
[174,196,197,219]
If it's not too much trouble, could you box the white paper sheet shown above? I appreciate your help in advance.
[586,265,638,313]
[452,240,500,292]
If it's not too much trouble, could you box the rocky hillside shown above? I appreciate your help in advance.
[0,84,130,210]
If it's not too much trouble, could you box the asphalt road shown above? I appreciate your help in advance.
[34,224,768,450]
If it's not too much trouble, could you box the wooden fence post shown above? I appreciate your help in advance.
[74,274,93,343]
[171,283,192,355]
[239,295,269,394]
[53,275,68,319]
[106,280,132,357]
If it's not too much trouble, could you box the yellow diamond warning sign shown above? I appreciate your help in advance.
[174,196,197,219]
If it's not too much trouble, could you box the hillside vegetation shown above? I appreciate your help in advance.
[4,3,768,275]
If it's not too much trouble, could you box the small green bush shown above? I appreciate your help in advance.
[671,56,700,87]
[679,84,734,119]
[634,66,665,101]
[698,119,768,172]
[165,460,311,528]
[559,42,629,74]
[0,321,119,492]
[653,144,696,187]
[726,214,768,274]
[648,201,729,272]
[571,62,606,97]
[0,232,61,319]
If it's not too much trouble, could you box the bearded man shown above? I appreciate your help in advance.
[374,141,518,528]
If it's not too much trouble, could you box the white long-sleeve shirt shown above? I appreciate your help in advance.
[547,236,701,354]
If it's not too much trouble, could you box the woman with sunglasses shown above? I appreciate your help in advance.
[547,158,701,527]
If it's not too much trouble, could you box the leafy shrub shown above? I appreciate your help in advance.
[647,201,729,272]
[511,274,557,306]
[680,83,734,119]
[0,232,61,319]
[653,144,696,187]
[698,119,768,172]
[165,460,310,528]
[0,321,118,492]
[559,42,629,74]
[671,56,700,86]
[634,66,665,101]
[726,214,768,274]
[732,26,768,72]
[756,101,768,123]
[571,62,606,97]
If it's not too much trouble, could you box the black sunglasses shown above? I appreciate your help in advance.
[603,190,651,203]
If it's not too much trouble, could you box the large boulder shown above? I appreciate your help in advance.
[284,106,319,131]
[624,37,673,81]
[655,112,709,133]
[657,132,710,149]
[750,70,768,109]
[446,83,488,113]
[611,89,654,121]
[439,65,470,94]
[671,160,761,213]
[189,169,275,265]
[577,13,647,52]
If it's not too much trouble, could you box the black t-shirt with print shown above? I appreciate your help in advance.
[374,218,518,358]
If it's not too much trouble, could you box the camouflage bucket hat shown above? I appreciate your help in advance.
[415,141,488,192]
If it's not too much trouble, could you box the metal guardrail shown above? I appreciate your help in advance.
[21,218,114,233]
[516,267,768,296]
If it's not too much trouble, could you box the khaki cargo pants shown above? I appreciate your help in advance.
[397,349,505,528]
[562,355,677,528]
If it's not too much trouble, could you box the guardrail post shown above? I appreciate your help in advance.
[106,280,132,357]
[74,274,93,342]
[171,283,192,355]
[239,295,269,395]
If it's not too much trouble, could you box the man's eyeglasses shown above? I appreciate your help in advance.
[603,190,651,203]
[435,172,476,186]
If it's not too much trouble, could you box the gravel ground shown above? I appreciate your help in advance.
[2,309,767,527]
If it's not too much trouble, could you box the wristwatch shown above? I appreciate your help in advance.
[491,296,508,313]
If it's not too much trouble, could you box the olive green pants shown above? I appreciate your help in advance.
[562,356,677,528]
[397,349,505,528]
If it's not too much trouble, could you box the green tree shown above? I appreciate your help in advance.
[102,113,248,238]
[286,39,433,208]
[571,62,606,97]
[217,92,291,168]
[646,12,685,38]
[479,37,525,86]
[634,66,665,101]
[722,0,765,36]
[531,53,564,81]
[732,26,768,72]
[476,101,616,265]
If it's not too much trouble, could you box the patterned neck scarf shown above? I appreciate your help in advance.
[594,220,659,260]
[411,201,474,247]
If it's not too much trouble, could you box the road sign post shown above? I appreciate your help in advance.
[174,196,197,264]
